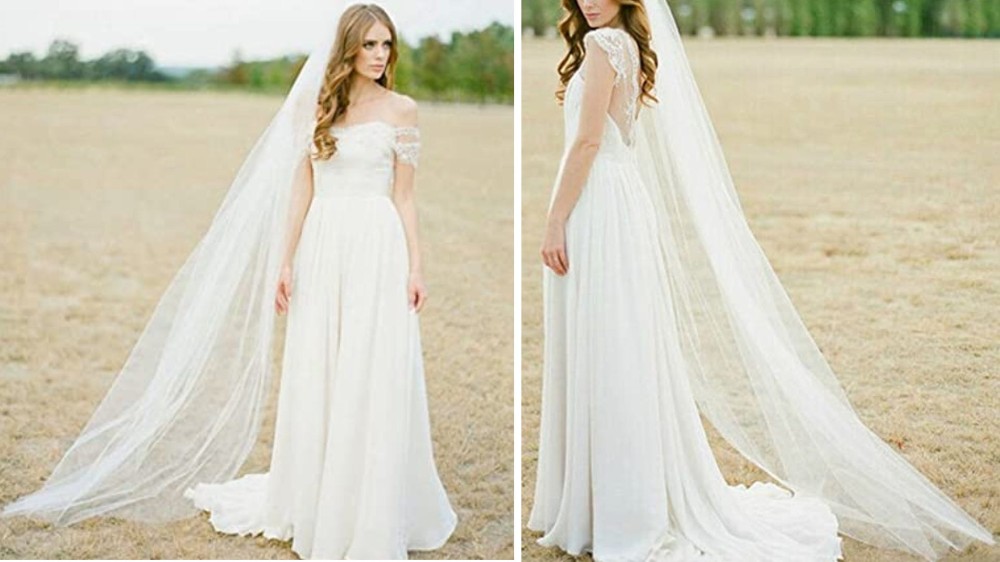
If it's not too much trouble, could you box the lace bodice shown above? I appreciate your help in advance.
[564,27,641,154]
[308,121,419,199]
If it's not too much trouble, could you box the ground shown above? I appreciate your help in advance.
[0,90,514,560]
[520,37,999,562]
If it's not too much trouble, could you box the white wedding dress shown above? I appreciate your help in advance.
[185,121,458,560]
[528,28,844,562]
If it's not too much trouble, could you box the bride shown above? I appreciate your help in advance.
[2,3,456,560]
[530,1,995,561]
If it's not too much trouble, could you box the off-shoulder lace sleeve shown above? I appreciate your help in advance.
[393,126,420,168]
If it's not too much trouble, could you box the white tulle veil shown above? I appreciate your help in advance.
[635,1,994,559]
[2,2,352,525]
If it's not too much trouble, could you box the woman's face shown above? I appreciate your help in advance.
[353,22,392,80]
[576,0,622,29]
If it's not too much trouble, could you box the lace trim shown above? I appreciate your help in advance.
[393,125,420,168]
[587,28,627,88]
[585,27,641,145]
[302,121,420,164]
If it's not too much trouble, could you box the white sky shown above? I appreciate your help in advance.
[0,0,516,67]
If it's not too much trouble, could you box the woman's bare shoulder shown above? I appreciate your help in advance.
[385,91,418,126]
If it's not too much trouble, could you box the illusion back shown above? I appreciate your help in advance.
[563,27,641,154]
[311,121,419,198]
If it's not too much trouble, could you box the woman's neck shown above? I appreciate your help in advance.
[348,75,381,105]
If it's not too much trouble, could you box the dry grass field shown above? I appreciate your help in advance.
[0,90,513,559]
[521,37,999,561]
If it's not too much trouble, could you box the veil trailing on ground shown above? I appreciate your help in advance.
[635,1,994,559]
[2,3,348,525]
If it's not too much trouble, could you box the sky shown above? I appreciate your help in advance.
[0,0,516,68]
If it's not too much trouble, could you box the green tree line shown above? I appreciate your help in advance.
[0,22,514,104]
[0,40,167,82]
[522,0,1000,37]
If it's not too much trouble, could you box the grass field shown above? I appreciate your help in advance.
[0,90,513,559]
[521,37,999,561]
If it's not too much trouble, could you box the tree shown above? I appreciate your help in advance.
[3,51,38,79]
[903,0,926,37]
[688,0,712,35]
[847,0,881,36]
[42,39,83,79]
[987,0,1000,37]
[413,36,449,96]
[919,0,945,35]
[91,49,161,81]
[790,0,813,35]
[392,40,415,92]
[708,0,741,35]
[773,0,797,35]
[807,0,833,35]
[964,0,988,37]
[938,0,965,36]
[224,49,249,86]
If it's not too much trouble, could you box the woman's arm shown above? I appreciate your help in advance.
[390,96,427,312]
[275,149,315,315]
[541,35,617,276]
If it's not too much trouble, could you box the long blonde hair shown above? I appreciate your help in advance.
[556,0,658,107]
[312,3,398,160]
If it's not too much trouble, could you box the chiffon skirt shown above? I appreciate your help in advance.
[528,154,844,562]
[185,194,457,560]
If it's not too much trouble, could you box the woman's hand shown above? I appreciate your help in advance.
[541,219,569,276]
[275,264,293,315]
[408,271,428,313]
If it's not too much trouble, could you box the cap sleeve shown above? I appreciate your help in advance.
[584,28,629,87]
[393,126,420,168]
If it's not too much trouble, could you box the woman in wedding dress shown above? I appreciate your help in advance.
[184,5,458,559]
[3,3,455,560]
[530,1,995,561]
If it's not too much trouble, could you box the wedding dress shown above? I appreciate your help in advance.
[184,121,457,559]
[529,26,843,562]
[528,6,994,561]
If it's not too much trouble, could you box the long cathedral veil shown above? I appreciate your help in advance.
[634,1,994,559]
[2,3,347,525]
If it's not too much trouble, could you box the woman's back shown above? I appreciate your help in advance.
[562,26,642,158]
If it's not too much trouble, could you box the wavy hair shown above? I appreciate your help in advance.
[556,0,658,107]
[312,3,398,160]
